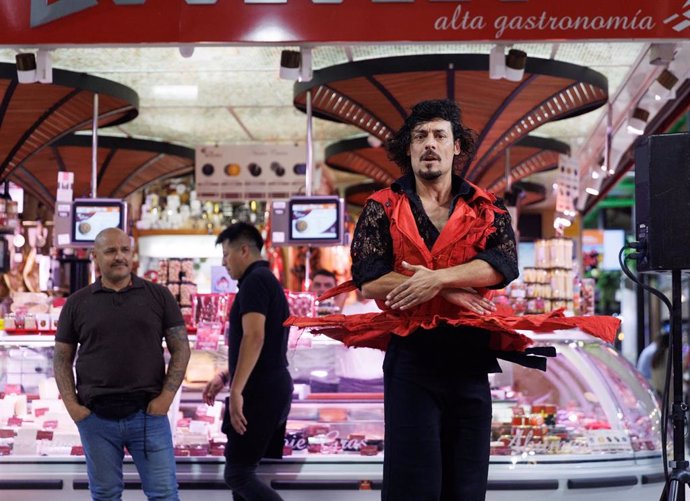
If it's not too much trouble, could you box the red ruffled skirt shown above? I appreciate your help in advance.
[285,305,620,352]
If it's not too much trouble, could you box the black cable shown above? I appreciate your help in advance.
[618,245,674,499]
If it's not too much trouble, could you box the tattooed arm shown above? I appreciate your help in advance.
[147,324,191,415]
[54,341,91,422]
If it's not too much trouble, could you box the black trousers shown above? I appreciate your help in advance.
[224,369,293,501]
[382,336,492,501]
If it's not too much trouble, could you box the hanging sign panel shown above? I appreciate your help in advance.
[1,0,689,44]
[195,144,307,200]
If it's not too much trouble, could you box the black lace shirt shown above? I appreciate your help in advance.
[351,173,519,289]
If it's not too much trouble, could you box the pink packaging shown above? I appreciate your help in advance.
[285,290,316,318]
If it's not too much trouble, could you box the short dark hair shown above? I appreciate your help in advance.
[312,269,337,282]
[216,222,263,252]
[386,99,476,175]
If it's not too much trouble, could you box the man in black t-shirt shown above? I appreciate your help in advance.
[203,222,292,501]
[54,227,191,501]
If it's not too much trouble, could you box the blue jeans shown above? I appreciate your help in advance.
[76,410,179,501]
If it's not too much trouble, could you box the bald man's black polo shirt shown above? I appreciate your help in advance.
[56,274,185,406]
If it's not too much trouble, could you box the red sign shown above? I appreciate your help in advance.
[0,0,688,44]
[36,430,54,441]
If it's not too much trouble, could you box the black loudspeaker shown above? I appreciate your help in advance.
[634,132,690,271]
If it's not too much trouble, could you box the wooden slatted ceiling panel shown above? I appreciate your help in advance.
[308,86,390,138]
[304,73,601,187]
[468,75,574,179]
[0,85,74,173]
[16,142,194,208]
[9,168,54,208]
[113,154,193,199]
[345,183,383,208]
[360,72,448,125]
[488,151,560,196]
[328,151,393,186]
[13,147,64,198]
[97,149,158,198]
[481,146,557,193]
[359,148,399,180]
[14,145,112,200]
[327,147,398,186]
[449,72,509,136]
[471,82,606,182]
[1,86,136,181]
[299,56,607,191]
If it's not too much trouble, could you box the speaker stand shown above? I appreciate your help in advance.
[664,269,689,501]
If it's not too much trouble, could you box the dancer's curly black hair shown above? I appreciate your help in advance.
[386,99,477,176]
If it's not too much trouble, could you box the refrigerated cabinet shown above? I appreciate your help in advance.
[0,329,665,500]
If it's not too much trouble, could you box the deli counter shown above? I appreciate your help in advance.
[0,329,665,500]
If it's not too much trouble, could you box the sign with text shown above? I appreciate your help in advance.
[195,144,306,200]
[1,0,689,44]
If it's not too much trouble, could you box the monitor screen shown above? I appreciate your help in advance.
[71,198,126,246]
[288,196,341,243]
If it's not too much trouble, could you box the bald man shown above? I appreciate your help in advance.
[54,227,190,501]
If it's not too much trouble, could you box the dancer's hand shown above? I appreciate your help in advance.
[442,288,496,314]
[386,262,442,310]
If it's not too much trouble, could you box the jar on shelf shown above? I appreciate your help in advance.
[4,313,16,330]
[24,313,37,331]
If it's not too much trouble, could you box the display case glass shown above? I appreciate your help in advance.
[0,330,661,463]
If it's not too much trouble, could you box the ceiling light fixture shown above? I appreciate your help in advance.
[279,50,301,80]
[15,50,52,84]
[650,68,679,101]
[489,45,505,80]
[505,49,527,82]
[488,46,527,82]
[300,47,313,82]
[626,107,649,135]
[280,48,312,82]
[585,187,600,196]
[179,45,195,58]
[36,49,52,84]
[649,43,675,66]
[15,53,37,84]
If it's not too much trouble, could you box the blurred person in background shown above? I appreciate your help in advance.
[336,289,385,393]
[650,332,670,399]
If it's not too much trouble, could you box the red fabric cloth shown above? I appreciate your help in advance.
[286,185,620,352]
[284,307,619,352]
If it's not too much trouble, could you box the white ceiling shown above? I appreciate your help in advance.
[0,42,662,200]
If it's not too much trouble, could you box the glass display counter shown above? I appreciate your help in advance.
[0,329,665,500]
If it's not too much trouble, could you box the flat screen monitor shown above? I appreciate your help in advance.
[71,198,127,247]
[288,196,342,245]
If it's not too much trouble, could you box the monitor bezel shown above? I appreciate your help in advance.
[70,198,127,247]
[287,196,342,244]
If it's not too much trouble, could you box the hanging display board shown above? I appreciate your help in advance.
[195,144,306,200]
[1,0,689,44]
